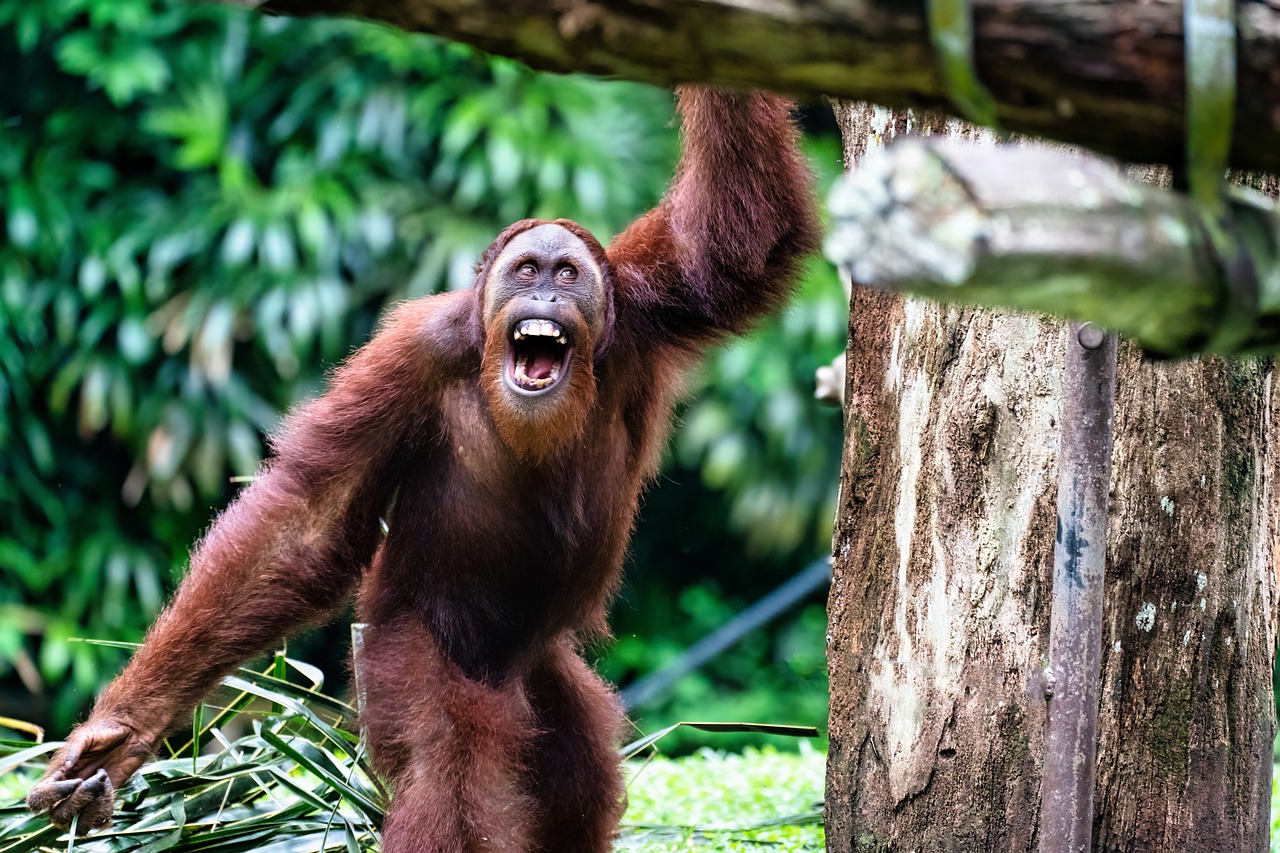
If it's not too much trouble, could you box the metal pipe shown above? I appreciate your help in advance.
[619,557,832,711]
[1039,322,1117,853]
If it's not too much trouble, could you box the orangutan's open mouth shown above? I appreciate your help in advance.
[508,318,571,394]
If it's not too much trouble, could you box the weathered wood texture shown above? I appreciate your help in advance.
[826,140,1280,357]
[827,288,1061,852]
[1095,354,1278,852]
[253,0,1280,173]
[825,106,1280,851]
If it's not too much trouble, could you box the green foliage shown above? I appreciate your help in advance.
[607,597,830,755]
[1,0,844,740]
[0,0,674,728]
[624,745,825,851]
[0,658,383,853]
[0,659,823,852]
[1272,763,1280,853]
[672,136,847,559]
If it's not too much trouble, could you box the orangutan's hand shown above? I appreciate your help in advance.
[26,717,156,831]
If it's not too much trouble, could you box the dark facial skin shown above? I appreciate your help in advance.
[482,223,607,406]
[476,223,612,463]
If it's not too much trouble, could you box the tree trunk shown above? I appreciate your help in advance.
[825,104,1280,851]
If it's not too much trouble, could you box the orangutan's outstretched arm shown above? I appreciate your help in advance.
[26,299,449,830]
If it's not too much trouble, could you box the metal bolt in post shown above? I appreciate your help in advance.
[1038,321,1117,853]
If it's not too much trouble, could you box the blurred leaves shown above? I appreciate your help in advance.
[671,136,847,559]
[1,0,845,741]
[607,139,846,746]
[0,0,674,729]
[622,745,825,851]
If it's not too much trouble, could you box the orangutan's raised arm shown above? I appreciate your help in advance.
[606,87,820,350]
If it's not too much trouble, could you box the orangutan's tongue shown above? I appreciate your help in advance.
[528,350,557,380]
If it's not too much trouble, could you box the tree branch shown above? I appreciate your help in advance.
[250,0,1280,173]
[825,139,1280,356]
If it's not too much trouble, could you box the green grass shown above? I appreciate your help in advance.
[622,746,824,851]
[1272,765,1280,853]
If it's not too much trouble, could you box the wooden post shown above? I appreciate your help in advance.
[351,622,369,721]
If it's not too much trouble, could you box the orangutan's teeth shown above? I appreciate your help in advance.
[515,319,566,340]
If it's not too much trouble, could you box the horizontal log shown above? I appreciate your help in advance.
[246,0,1280,173]
[825,139,1280,357]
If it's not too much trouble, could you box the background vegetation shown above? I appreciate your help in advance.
[0,0,844,746]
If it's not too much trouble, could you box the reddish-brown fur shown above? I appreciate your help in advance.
[28,87,819,852]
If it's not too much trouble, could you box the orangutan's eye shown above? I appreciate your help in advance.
[557,265,578,282]
[517,263,537,280]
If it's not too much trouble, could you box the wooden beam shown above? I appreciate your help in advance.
[248,0,1280,173]
[825,138,1280,356]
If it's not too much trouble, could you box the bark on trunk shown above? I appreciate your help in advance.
[1095,354,1277,852]
[825,104,1280,852]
